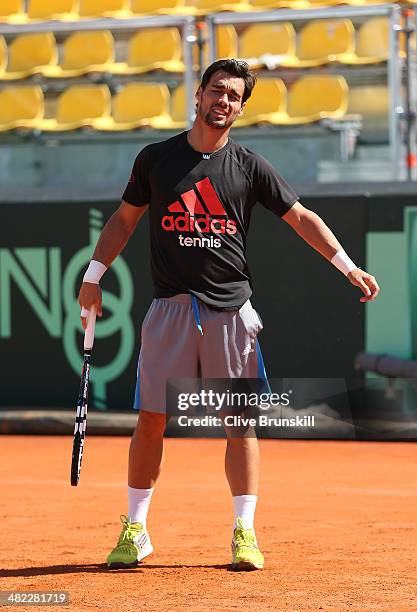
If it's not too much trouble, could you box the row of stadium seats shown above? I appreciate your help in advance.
[0,0,412,21]
[239,17,399,67]
[0,18,398,80]
[0,29,185,79]
[0,76,366,132]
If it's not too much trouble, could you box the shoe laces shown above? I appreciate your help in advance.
[233,517,257,549]
[117,514,143,546]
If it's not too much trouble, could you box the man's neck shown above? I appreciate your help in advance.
[187,121,230,154]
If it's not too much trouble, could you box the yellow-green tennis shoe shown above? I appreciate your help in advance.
[107,515,153,569]
[231,517,264,570]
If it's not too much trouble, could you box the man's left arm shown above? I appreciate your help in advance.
[282,201,380,303]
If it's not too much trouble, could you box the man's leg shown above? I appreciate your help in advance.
[223,420,263,569]
[224,436,259,497]
[125,410,166,531]
[199,299,263,499]
[107,295,199,568]
[222,416,260,535]
[199,299,265,569]
[128,410,166,489]
[107,410,165,569]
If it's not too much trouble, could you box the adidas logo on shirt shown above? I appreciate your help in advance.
[161,177,237,249]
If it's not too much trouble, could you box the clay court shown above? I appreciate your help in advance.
[1,436,416,611]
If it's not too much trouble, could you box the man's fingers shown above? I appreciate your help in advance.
[358,275,380,302]
[356,277,372,303]
[359,280,371,296]
[80,304,102,329]
[348,270,380,303]
[364,276,380,301]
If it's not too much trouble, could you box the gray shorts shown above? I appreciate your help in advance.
[134,294,269,413]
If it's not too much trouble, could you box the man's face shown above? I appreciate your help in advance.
[196,71,246,129]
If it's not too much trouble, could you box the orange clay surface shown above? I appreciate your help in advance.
[0,437,416,612]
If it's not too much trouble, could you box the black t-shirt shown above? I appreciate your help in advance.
[123,131,298,309]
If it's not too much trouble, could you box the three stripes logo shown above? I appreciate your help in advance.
[135,532,149,550]
[161,177,237,249]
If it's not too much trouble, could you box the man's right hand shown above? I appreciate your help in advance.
[78,282,102,330]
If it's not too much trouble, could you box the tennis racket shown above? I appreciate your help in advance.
[71,306,97,487]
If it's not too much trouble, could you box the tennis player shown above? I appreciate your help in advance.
[78,59,379,571]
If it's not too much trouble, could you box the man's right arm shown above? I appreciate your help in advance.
[78,200,148,327]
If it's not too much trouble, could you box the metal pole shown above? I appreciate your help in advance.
[403,5,417,180]
[209,3,395,25]
[388,4,403,180]
[182,18,197,128]
[0,15,197,34]
[206,16,217,65]
[196,21,206,80]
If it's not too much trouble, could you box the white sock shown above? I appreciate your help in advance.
[233,494,258,531]
[128,486,154,528]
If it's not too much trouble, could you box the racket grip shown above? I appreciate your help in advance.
[84,305,97,351]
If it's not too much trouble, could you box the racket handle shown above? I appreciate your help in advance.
[83,305,97,351]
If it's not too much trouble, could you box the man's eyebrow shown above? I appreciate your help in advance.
[211,83,242,97]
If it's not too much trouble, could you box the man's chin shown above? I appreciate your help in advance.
[204,115,233,129]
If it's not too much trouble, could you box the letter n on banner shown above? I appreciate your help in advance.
[0,247,61,338]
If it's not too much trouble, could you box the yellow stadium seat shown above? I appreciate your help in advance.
[215,24,238,59]
[182,0,251,16]
[345,0,392,4]
[234,78,287,127]
[28,0,79,20]
[43,31,114,77]
[193,25,238,67]
[130,0,185,15]
[348,85,389,130]
[0,37,7,73]
[338,17,411,65]
[249,0,307,9]
[95,83,171,131]
[307,0,357,7]
[239,23,296,68]
[0,0,27,23]
[354,17,390,63]
[79,0,130,18]
[307,0,380,6]
[292,19,356,67]
[0,86,44,131]
[170,84,189,125]
[1,33,57,79]
[151,82,194,129]
[112,28,184,74]
[283,75,348,124]
[40,85,111,131]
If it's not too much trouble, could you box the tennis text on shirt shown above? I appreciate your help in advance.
[162,176,236,249]
[122,131,298,309]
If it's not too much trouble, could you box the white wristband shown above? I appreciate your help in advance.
[331,250,357,276]
[83,260,107,284]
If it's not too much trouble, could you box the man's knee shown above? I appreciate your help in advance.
[136,410,166,437]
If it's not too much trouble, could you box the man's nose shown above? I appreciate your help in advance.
[217,93,228,107]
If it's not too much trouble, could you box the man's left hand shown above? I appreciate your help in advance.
[347,268,380,303]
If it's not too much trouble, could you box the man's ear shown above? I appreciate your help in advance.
[238,102,246,116]
[195,86,202,108]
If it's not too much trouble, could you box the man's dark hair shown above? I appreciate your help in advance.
[200,59,257,104]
